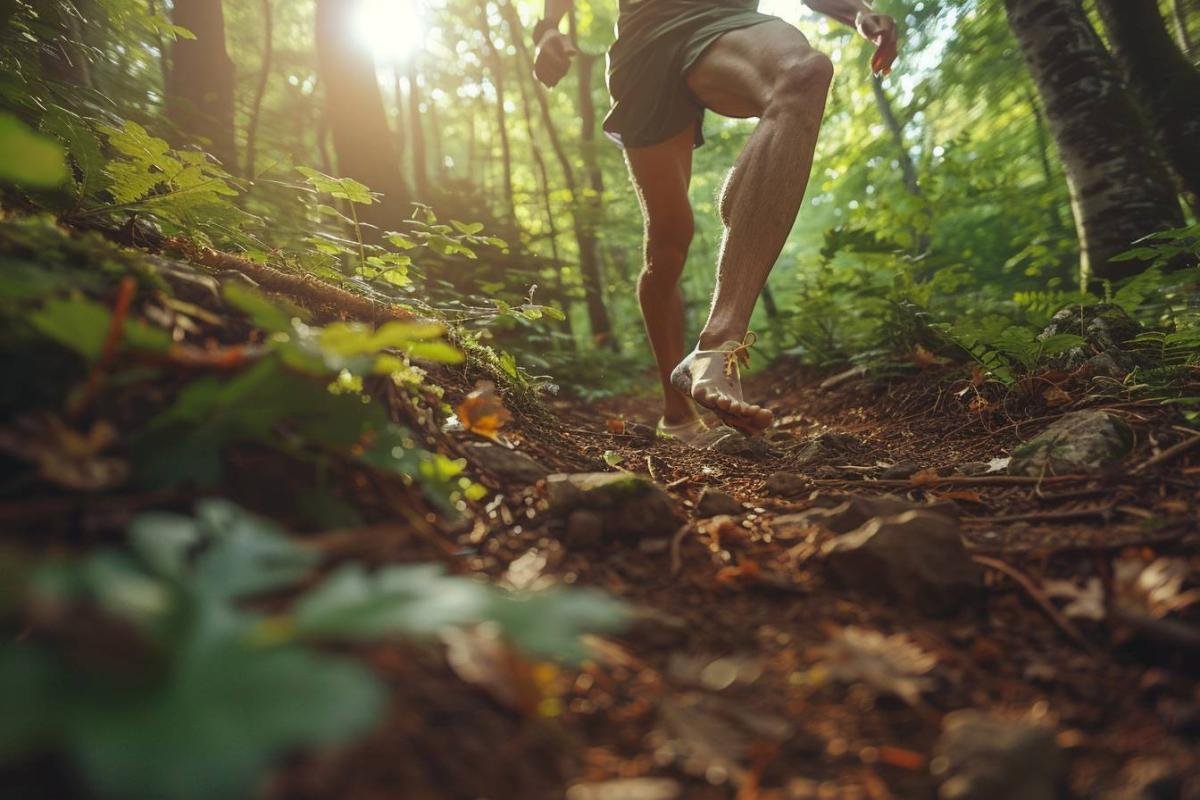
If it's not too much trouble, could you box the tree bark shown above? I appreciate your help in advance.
[1093,0,1200,209]
[243,0,274,177]
[1004,0,1183,283]
[870,74,929,254]
[475,2,517,226]
[166,0,237,171]
[314,0,408,229]
[406,61,429,200]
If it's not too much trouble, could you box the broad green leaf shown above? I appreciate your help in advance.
[0,113,68,188]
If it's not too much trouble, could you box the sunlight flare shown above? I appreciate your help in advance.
[354,0,426,64]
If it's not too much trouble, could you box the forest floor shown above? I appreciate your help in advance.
[281,357,1200,799]
[5,225,1199,799]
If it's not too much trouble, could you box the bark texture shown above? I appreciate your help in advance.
[1094,0,1200,209]
[166,0,237,170]
[1004,0,1183,282]
[314,0,408,230]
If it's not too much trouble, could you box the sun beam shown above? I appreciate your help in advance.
[355,0,426,64]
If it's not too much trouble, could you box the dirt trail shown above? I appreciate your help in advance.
[286,360,1200,800]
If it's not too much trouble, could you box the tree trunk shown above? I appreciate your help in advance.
[1003,0,1183,283]
[243,0,274,177]
[1094,0,1200,210]
[475,2,517,225]
[314,0,408,229]
[166,0,237,171]
[406,61,429,200]
[870,74,929,253]
[500,0,615,349]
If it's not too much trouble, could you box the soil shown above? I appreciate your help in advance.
[279,360,1200,800]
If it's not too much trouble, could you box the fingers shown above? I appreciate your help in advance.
[534,34,576,88]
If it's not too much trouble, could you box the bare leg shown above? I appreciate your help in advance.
[671,21,834,431]
[626,123,699,426]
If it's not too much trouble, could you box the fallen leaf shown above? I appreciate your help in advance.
[1113,557,1197,619]
[603,450,624,468]
[441,623,556,717]
[1043,577,1105,621]
[656,692,791,788]
[715,560,760,588]
[455,380,513,440]
[878,745,926,771]
[936,490,983,504]
[605,417,626,435]
[566,778,681,800]
[912,344,949,368]
[908,468,942,485]
[1043,386,1072,407]
[0,413,129,491]
[808,626,936,707]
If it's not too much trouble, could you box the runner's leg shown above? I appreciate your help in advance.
[625,122,698,426]
[675,20,833,429]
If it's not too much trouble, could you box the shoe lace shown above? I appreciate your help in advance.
[723,331,757,378]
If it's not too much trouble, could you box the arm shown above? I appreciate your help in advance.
[803,0,898,75]
[532,0,577,88]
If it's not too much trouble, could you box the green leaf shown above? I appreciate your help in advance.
[0,113,68,188]
[450,220,485,235]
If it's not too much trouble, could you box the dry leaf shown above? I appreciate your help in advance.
[1043,577,1105,621]
[455,380,513,440]
[441,623,555,716]
[714,560,760,587]
[566,778,681,800]
[908,468,942,485]
[656,692,791,788]
[0,414,129,491]
[1113,557,1197,619]
[808,626,936,706]
[1043,386,1072,407]
[605,417,626,435]
[912,344,948,368]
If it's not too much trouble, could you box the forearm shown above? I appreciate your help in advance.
[541,0,573,27]
[802,0,873,27]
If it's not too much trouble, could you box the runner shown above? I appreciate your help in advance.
[532,0,898,443]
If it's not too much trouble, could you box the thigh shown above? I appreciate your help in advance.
[625,122,695,239]
[685,20,816,118]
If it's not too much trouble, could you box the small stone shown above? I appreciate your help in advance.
[932,711,1063,800]
[464,442,548,483]
[695,487,743,517]
[765,471,809,496]
[709,432,773,457]
[822,510,982,616]
[1008,410,1133,476]
[795,494,958,535]
[956,462,991,476]
[565,509,604,548]
[547,472,681,539]
[1080,350,1134,380]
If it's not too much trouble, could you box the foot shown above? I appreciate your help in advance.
[669,334,774,435]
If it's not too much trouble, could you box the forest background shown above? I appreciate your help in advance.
[6,0,1197,402]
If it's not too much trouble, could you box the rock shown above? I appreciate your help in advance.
[547,472,680,539]
[764,471,809,496]
[1080,350,1137,380]
[822,510,982,616]
[931,711,1064,800]
[1040,302,1143,367]
[1007,410,1133,476]
[790,431,864,468]
[709,431,773,458]
[956,461,991,476]
[794,494,958,535]
[565,509,605,548]
[464,442,548,483]
[695,487,743,518]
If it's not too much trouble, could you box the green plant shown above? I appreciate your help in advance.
[0,500,628,800]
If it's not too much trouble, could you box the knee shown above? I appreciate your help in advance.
[768,50,834,111]
[643,216,694,281]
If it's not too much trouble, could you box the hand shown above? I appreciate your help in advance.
[856,11,897,76]
[533,29,576,88]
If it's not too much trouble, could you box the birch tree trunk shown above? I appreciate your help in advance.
[1004,0,1183,283]
[1093,0,1200,210]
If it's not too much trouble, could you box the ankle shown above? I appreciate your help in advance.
[697,326,744,350]
[662,398,697,425]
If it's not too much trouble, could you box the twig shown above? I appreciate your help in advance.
[961,505,1114,524]
[811,474,1098,488]
[972,554,1101,655]
[69,276,136,419]
[665,475,691,490]
[1132,433,1200,474]
[669,523,692,576]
